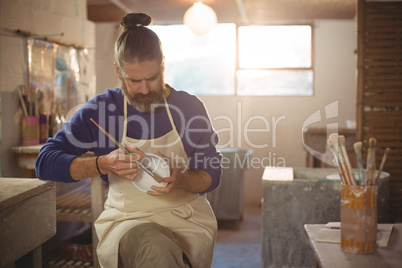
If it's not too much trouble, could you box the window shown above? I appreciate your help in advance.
[150,24,313,96]
[150,24,236,95]
[237,25,313,96]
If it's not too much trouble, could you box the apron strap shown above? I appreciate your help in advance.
[163,95,178,132]
[123,95,128,144]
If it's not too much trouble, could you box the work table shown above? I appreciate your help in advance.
[304,224,402,268]
[0,177,56,267]
[12,145,105,267]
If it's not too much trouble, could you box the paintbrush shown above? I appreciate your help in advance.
[328,141,347,184]
[17,85,28,116]
[366,137,376,186]
[338,135,356,185]
[353,142,365,186]
[89,118,164,183]
[374,147,390,186]
[329,133,353,185]
[328,133,351,185]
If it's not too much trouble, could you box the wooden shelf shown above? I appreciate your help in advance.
[56,184,93,222]
[44,250,93,268]
[55,183,108,223]
[54,180,107,268]
[356,0,402,222]
[47,258,93,268]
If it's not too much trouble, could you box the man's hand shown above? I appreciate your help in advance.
[147,159,180,196]
[146,151,212,195]
[98,147,146,181]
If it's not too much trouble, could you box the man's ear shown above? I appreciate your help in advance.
[114,62,121,79]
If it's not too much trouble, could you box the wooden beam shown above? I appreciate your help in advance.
[87,3,126,22]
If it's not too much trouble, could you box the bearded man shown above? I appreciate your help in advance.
[36,12,222,268]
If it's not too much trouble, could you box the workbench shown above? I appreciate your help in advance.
[304,224,402,268]
[12,145,105,268]
[0,177,56,267]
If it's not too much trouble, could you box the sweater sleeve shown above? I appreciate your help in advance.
[35,99,103,182]
[170,91,222,193]
[186,116,222,193]
[35,129,86,182]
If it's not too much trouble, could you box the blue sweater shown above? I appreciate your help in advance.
[35,87,222,193]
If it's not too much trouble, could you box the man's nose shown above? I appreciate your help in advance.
[139,80,150,94]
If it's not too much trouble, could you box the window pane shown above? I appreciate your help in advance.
[237,70,313,96]
[150,24,236,95]
[239,25,312,68]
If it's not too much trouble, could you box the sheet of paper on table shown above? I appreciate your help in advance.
[262,167,294,181]
[315,222,394,247]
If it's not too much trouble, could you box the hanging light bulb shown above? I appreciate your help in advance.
[183,1,217,36]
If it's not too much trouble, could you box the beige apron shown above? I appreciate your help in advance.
[95,95,217,268]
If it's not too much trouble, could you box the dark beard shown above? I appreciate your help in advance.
[121,81,164,113]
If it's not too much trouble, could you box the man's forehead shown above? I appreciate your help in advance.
[122,61,161,79]
[123,70,161,80]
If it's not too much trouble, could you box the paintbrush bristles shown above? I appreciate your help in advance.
[328,133,339,146]
[353,141,365,186]
[365,137,377,185]
[353,142,362,153]
[328,134,389,187]
[327,134,339,156]
[327,142,336,153]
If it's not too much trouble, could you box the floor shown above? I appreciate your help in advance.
[211,205,262,268]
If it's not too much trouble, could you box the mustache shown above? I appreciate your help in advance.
[134,91,160,100]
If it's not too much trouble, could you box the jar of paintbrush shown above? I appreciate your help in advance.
[328,134,390,254]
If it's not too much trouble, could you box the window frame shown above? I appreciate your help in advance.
[234,23,315,96]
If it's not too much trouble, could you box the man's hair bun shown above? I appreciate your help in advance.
[121,13,152,30]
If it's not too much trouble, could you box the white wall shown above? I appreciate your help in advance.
[95,19,357,206]
[95,23,121,95]
[0,0,96,176]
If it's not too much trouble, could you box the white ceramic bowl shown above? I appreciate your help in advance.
[132,153,170,192]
